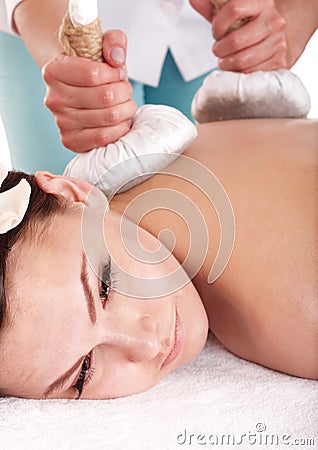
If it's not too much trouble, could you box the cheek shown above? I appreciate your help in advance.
[111,237,191,300]
[105,213,182,277]
[91,360,160,400]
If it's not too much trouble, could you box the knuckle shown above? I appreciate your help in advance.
[218,58,227,70]
[107,109,120,125]
[61,134,74,150]
[280,39,288,51]
[100,87,114,106]
[228,32,240,49]
[230,56,245,71]
[43,95,50,108]
[44,93,58,110]
[55,116,64,130]
[87,67,101,85]
[55,116,70,133]
[236,60,245,71]
[275,39,288,53]
[212,43,222,58]
[42,62,54,83]
[228,2,241,18]
[95,128,111,147]
[276,16,286,31]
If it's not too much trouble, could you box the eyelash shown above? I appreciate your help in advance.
[74,354,95,399]
[100,259,112,308]
[73,259,116,399]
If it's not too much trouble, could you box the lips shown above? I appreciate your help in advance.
[161,310,184,368]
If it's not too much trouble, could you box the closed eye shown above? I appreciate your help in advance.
[100,259,112,308]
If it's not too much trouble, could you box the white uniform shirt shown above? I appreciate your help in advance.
[0,0,12,34]
[2,0,218,86]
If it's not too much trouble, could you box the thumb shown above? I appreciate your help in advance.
[189,0,214,22]
[103,29,127,68]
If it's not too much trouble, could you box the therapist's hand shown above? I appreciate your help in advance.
[190,0,289,72]
[42,30,137,153]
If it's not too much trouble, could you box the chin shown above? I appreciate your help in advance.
[183,314,209,367]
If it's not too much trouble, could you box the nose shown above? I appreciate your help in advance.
[100,313,161,362]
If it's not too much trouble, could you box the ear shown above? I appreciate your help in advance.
[34,171,94,204]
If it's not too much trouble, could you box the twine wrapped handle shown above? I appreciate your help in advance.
[59,11,104,62]
[58,1,247,63]
[211,0,250,33]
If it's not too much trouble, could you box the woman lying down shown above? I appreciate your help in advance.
[0,106,317,400]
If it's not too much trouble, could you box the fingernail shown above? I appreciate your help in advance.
[120,67,127,81]
[110,47,125,63]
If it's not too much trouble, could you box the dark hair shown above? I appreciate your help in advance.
[0,171,68,335]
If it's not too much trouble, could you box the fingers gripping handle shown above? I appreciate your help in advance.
[63,105,198,198]
[60,1,198,197]
[191,0,311,122]
[211,0,250,33]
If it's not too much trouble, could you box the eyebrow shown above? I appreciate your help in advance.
[44,356,83,399]
[80,252,97,325]
[43,252,96,398]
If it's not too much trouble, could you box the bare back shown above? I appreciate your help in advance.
[111,118,318,379]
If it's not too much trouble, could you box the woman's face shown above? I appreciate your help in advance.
[1,197,208,400]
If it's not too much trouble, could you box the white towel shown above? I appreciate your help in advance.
[1,333,317,450]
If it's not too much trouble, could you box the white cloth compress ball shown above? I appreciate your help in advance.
[191,69,311,123]
[64,105,197,198]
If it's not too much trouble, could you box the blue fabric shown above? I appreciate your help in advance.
[130,50,212,122]
[0,32,73,174]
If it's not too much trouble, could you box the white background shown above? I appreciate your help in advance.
[1,30,318,169]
